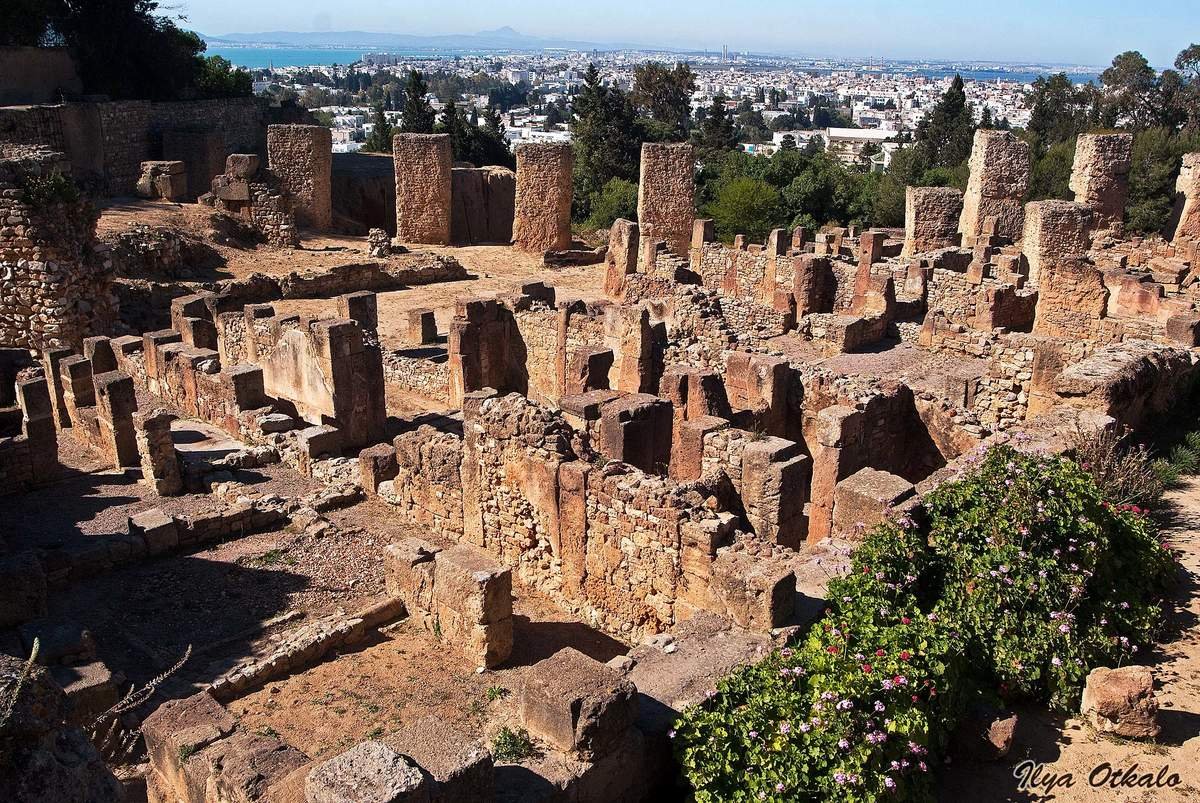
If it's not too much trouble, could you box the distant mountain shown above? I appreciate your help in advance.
[200,27,651,52]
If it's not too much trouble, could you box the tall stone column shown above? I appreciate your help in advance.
[393,133,453,245]
[512,143,573,253]
[959,129,1031,245]
[1170,153,1200,245]
[902,186,963,257]
[637,143,695,257]
[1069,132,1133,238]
[1022,200,1092,286]
[266,124,332,230]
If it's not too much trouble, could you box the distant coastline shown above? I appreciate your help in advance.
[205,45,1101,84]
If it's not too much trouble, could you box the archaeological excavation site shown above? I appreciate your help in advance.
[3,94,1200,803]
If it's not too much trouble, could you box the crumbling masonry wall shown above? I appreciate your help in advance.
[638,143,695,257]
[393,133,452,245]
[266,124,332,231]
[512,143,573,253]
[0,147,115,351]
[959,129,1031,244]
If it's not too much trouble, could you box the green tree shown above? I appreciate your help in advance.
[631,62,696,140]
[706,176,782,241]
[436,100,471,161]
[571,64,642,220]
[2,0,251,101]
[914,74,975,168]
[695,95,739,156]
[1101,51,1160,130]
[1024,73,1100,154]
[363,104,393,153]
[584,178,639,229]
[1127,127,1200,232]
[400,70,436,134]
[1027,137,1077,201]
[779,134,797,151]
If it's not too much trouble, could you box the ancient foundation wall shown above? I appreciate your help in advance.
[512,143,573,253]
[393,133,452,245]
[638,143,695,257]
[266,124,332,230]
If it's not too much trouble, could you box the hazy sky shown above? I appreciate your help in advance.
[180,0,1198,68]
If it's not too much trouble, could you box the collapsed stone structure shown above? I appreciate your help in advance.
[4,110,1200,803]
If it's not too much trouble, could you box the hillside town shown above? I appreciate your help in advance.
[253,51,1042,166]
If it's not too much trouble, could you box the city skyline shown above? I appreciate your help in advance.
[181,0,1199,68]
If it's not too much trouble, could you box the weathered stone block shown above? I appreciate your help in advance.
[306,740,430,803]
[519,647,637,759]
[1081,665,1159,739]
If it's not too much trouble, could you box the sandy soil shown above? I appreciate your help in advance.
[939,479,1200,802]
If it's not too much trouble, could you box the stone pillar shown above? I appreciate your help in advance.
[337,291,379,340]
[637,142,695,257]
[1170,153,1200,245]
[604,219,639,299]
[266,124,333,230]
[806,405,862,544]
[41,348,73,428]
[393,133,453,245]
[134,408,182,496]
[902,186,963,257]
[1022,200,1092,286]
[512,143,573,253]
[742,437,810,549]
[1070,132,1133,237]
[60,355,94,427]
[406,309,437,344]
[959,129,1031,245]
[17,376,58,484]
[94,371,139,469]
[598,393,672,474]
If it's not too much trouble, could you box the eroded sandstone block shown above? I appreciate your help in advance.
[267,124,333,230]
[1171,152,1200,244]
[1022,200,1092,286]
[831,467,915,540]
[960,129,1031,244]
[1081,665,1159,739]
[902,186,962,257]
[1070,132,1133,236]
[519,647,638,759]
[306,740,430,803]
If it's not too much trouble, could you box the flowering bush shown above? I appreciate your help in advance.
[673,445,1176,801]
[925,446,1175,709]
[673,523,963,802]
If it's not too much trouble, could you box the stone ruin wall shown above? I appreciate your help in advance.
[512,142,574,253]
[393,133,452,245]
[0,97,266,196]
[266,124,332,231]
[0,147,115,352]
[1022,200,1092,286]
[638,143,695,257]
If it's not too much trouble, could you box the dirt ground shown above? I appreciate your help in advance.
[939,479,1200,802]
[276,244,608,350]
